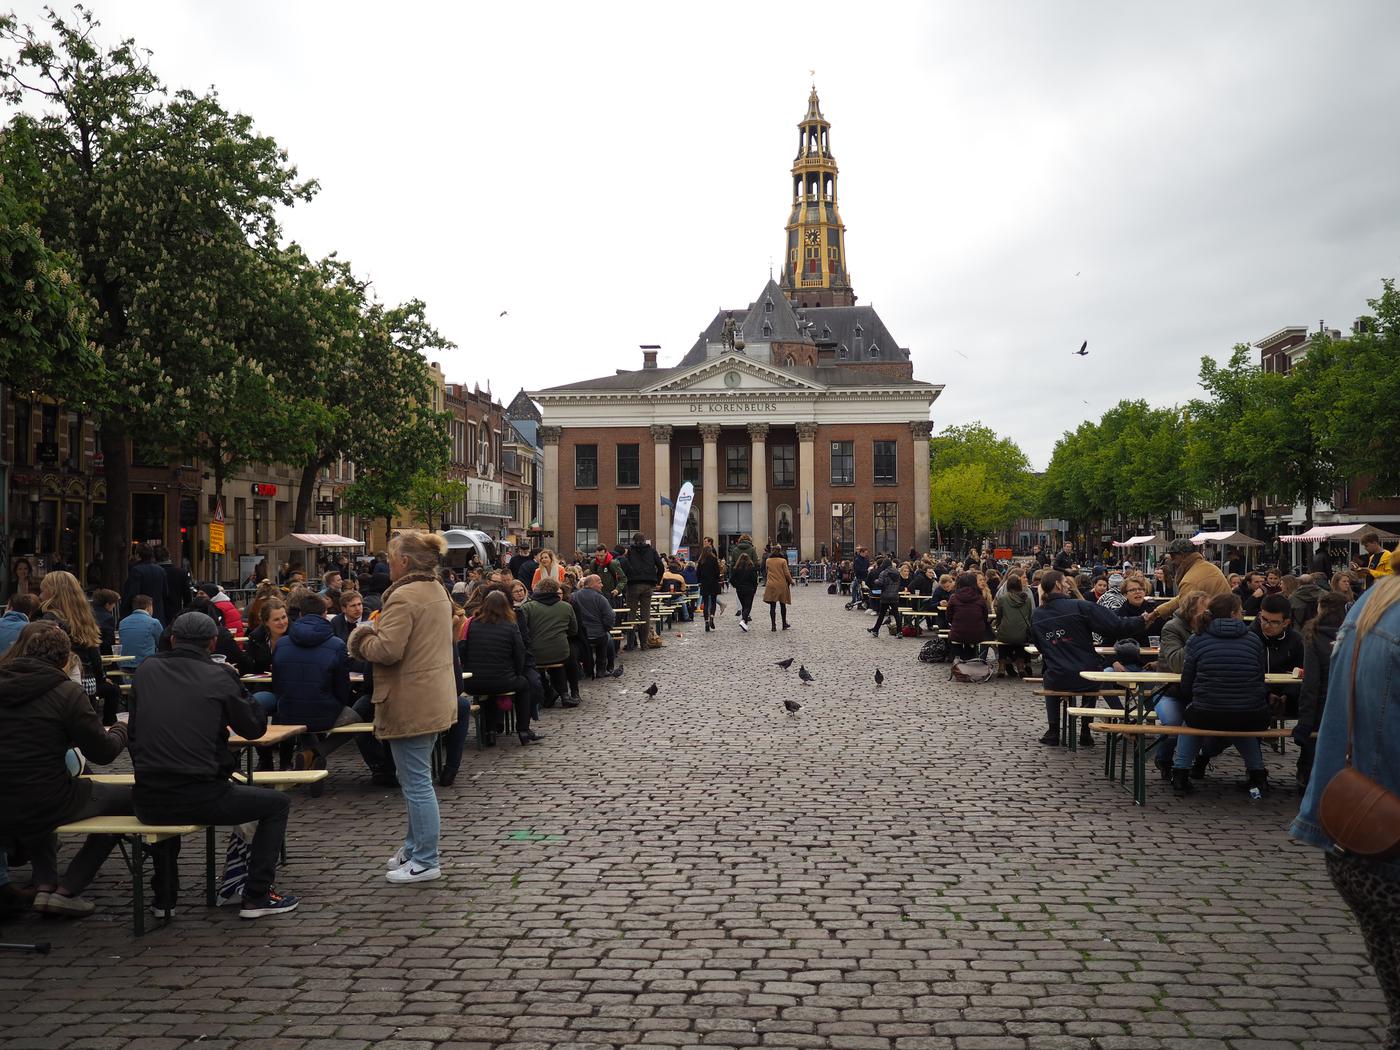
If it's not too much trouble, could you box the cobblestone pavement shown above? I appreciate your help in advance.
[0,588,1386,1049]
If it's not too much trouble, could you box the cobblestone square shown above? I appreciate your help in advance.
[0,590,1385,1049]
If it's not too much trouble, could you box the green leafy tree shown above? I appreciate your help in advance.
[931,462,1012,539]
[1313,279,1400,499]
[405,472,469,532]
[2,7,313,584]
[929,422,1037,521]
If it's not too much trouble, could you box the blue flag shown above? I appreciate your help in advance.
[660,495,674,508]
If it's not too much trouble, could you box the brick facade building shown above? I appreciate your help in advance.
[530,89,942,561]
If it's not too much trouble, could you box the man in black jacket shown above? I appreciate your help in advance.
[620,533,665,650]
[1250,593,1304,717]
[130,612,299,919]
[156,546,191,619]
[121,545,168,621]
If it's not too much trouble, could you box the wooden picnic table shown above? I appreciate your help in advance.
[227,724,307,778]
[102,654,136,665]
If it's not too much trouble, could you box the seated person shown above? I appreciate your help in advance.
[459,590,532,747]
[117,594,165,666]
[0,622,132,917]
[1169,593,1271,795]
[272,592,357,773]
[1250,593,1304,718]
[521,579,581,706]
[0,593,41,656]
[572,574,621,679]
[131,611,299,918]
[660,561,690,620]
[90,589,121,655]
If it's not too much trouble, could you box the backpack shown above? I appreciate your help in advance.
[950,658,996,683]
[901,623,923,638]
[918,636,948,663]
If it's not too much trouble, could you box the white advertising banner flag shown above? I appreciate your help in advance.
[670,481,695,554]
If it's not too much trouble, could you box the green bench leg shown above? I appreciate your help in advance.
[1133,734,1147,806]
[205,827,216,908]
[129,836,145,937]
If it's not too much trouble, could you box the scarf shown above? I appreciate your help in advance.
[379,569,443,602]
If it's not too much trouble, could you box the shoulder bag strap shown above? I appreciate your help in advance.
[1343,627,1362,768]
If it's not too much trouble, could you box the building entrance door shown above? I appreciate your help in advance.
[717,501,752,560]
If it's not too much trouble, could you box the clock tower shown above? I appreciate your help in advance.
[779,86,856,308]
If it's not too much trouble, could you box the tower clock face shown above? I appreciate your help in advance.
[805,228,820,246]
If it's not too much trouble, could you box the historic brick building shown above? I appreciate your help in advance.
[530,89,943,561]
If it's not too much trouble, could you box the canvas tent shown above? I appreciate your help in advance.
[1112,535,1159,549]
[1191,530,1263,570]
[439,529,499,571]
[255,532,365,581]
[1278,523,1400,543]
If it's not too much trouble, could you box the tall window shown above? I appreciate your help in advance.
[831,502,855,557]
[725,445,750,489]
[13,399,30,465]
[575,444,598,488]
[617,504,640,540]
[830,441,854,485]
[679,446,702,487]
[873,440,897,485]
[575,505,599,552]
[66,412,83,470]
[771,444,795,488]
[616,443,640,487]
[874,502,898,555]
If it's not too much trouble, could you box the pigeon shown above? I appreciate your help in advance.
[783,699,802,715]
[1074,340,1088,356]
[644,682,658,699]
[798,665,815,686]
[776,658,794,670]
[499,310,509,317]
[874,668,884,687]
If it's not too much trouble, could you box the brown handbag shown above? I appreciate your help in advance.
[1317,635,1400,858]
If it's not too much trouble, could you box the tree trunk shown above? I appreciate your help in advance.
[99,417,130,590]
[293,456,329,531]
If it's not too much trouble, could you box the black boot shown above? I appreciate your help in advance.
[1190,753,1209,780]
[1171,769,1194,795]
[1240,768,1269,794]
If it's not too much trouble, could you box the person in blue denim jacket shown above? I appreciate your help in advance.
[1291,575,1400,1047]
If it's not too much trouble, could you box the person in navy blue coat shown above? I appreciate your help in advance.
[1031,570,1149,746]
[272,593,355,773]
[1169,591,1271,795]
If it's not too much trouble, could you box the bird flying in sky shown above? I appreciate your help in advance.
[1074,340,1088,356]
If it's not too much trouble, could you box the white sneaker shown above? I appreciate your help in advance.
[386,864,442,884]
[739,619,749,633]
[386,847,410,872]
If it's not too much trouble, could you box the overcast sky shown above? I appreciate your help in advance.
[10,1,1400,467]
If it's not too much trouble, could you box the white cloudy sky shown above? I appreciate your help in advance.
[9,1,1400,466]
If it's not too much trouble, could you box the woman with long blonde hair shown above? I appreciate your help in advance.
[39,570,117,722]
[530,549,565,589]
[1292,575,1400,1043]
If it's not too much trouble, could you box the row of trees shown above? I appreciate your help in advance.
[1040,278,1400,536]
[928,277,1399,544]
[1,9,453,585]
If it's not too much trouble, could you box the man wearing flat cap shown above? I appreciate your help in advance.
[130,612,300,919]
[1147,538,1231,624]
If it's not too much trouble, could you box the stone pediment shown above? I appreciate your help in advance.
[643,355,826,395]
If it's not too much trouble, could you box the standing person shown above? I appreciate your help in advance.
[696,545,722,631]
[0,622,133,918]
[620,532,666,651]
[1146,537,1232,627]
[762,550,795,632]
[1293,589,1348,792]
[512,548,538,589]
[1054,541,1076,573]
[121,546,168,621]
[849,547,870,609]
[347,531,458,884]
[994,573,1034,677]
[730,554,759,631]
[1360,531,1395,581]
[589,544,627,604]
[530,549,565,589]
[1031,570,1148,747]
[117,595,165,667]
[156,546,191,619]
[729,533,759,577]
[1292,575,1400,1048]
[868,561,909,638]
[1168,593,1271,794]
[130,611,299,918]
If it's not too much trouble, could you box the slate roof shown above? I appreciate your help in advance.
[682,281,909,366]
[532,360,934,396]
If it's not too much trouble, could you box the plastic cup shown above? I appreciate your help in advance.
[210,653,227,665]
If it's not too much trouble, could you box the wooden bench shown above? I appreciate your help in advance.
[1089,722,1293,806]
[325,722,374,736]
[54,817,213,936]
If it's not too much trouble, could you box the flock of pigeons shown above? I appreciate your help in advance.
[639,661,885,717]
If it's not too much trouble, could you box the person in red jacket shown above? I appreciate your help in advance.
[198,582,245,636]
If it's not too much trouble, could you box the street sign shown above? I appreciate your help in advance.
[209,520,226,555]
[315,499,336,517]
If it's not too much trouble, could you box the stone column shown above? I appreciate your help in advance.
[651,425,673,552]
[539,425,561,550]
[700,424,722,543]
[796,421,819,561]
[911,420,933,553]
[747,423,769,546]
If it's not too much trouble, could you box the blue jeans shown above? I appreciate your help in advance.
[701,593,717,620]
[252,691,277,714]
[1173,731,1264,772]
[388,734,440,869]
[1154,695,1184,767]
